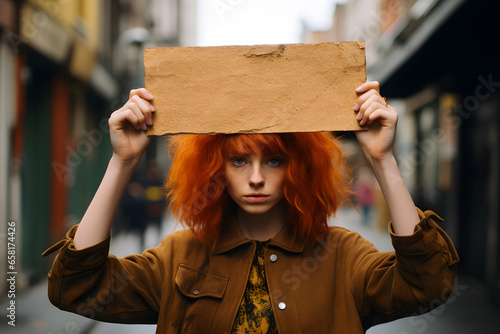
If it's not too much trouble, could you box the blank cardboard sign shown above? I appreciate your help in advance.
[144,41,366,136]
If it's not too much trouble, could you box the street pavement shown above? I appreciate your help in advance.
[2,208,499,333]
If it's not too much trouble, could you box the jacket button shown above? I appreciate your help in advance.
[278,302,286,310]
[270,254,278,262]
[192,289,200,295]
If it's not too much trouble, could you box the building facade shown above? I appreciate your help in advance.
[0,0,191,294]
[305,0,500,300]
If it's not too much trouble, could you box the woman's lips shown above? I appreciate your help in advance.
[244,194,269,203]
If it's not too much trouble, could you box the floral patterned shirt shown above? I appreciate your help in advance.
[231,240,278,334]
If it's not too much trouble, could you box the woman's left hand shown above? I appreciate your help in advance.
[354,81,398,164]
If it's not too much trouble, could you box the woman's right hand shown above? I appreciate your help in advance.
[108,88,155,165]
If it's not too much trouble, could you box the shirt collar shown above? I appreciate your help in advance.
[212,216,305,255]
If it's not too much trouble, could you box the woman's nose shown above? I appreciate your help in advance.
[249,164,264,186]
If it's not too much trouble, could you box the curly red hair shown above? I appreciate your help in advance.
[165,132,355,249]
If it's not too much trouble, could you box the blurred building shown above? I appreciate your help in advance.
[0,0,194,294]
[305,0,500,301]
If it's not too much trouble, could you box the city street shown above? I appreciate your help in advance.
[1,1,499,332]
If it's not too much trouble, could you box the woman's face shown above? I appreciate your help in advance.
[225,150,285,215]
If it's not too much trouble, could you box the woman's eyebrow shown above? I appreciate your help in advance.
[227,152,251,158]
[263,152,285,158]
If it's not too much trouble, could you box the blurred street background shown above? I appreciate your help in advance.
[0,0,499,333]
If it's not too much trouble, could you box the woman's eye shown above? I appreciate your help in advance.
[268,158,282,166]
[232,158,245,166]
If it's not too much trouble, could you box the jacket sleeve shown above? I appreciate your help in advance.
[349,208,459,329]
[42,224,165,324]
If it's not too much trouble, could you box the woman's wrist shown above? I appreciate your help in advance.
[366,153,397,174]
[109,154,141,175]
[368,155,404,196]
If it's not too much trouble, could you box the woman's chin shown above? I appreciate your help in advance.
[238,204,274,216]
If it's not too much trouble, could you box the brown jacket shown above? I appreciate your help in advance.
[43,208,458,333]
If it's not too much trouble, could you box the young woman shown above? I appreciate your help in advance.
[43,82,459,333]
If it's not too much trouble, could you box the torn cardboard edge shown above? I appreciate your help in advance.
[145,41,367,136]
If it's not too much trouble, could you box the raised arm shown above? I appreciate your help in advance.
[353,81,419,235]
[73,88,155,249]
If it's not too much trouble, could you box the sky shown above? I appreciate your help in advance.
[196,0,341,46]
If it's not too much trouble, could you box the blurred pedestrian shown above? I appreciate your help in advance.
[355,167,376,226]
[120,180,147,249]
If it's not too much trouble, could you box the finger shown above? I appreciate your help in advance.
[355,81,380,94]
[123,109,142,130]
[366,108,398,125]
[359,102,387,126]
[129,88,154,101]
[125,101,148,130]
[354,89,385,111]
[130,95,155,126]
[362,105,398,126]
[356,94,387,121]
[361,94,387,111]
[110,108,141,130]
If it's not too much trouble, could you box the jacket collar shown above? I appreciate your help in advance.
[212,216,305,255]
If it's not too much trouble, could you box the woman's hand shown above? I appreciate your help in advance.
[74,89,156,249]
[354,81,398,164]
[353,82,420,235]
[108,88,155,165]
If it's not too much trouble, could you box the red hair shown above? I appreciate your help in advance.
[165,132,355,249]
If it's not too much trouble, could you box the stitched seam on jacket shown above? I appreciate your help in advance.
[408,244,434,304]
[348,238,373,318]
[54,241,69,308]
[228,243,256,332]
[147,252,164,308]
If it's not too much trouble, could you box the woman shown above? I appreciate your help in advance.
[43,82,459,333]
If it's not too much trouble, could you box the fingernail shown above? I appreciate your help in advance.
[353,103,359,111]
[147,93,154,99]
[356,112,362,120]
[142,123,147,130]
[147,118,153,125]
[355,85,363,92]
[151,105,156,111]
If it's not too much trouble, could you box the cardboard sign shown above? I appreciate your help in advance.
[144,41,366,135]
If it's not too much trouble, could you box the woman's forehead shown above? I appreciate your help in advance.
[223,134,287,156]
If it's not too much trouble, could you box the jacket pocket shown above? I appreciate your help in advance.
[175,264,228,299]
